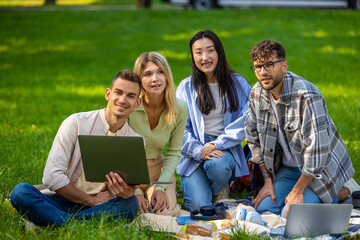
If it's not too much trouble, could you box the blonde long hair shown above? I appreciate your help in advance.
[134,52,176,126]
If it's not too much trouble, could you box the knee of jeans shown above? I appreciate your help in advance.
[184,199,200,213]
[126,195,139,212]
[112,195,139,220]
[256,202,267,214]
[256,196,281,214]
[10,183,33,206]
[204,163,233,182]
[128,196,139,219]
[183,195,211,213]
[204,158,233,175]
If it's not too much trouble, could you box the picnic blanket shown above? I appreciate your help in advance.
[131,199,360,239]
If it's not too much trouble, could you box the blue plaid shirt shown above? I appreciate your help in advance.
[245,71,354,203]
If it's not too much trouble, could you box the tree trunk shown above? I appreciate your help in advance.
[136,0,152,9]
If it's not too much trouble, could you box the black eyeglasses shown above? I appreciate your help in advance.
[251,60,284,73]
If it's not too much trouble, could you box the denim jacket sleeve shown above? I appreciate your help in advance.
[176,78,203,161]
[182,116,203,161]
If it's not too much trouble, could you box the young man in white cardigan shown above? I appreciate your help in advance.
[10,70,142,226]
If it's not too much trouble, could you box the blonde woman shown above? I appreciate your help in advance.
[128,52,187,216]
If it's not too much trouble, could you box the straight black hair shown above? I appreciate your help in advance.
[189,29,239,115]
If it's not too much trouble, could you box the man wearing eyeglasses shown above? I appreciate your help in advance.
[245,40,356,219]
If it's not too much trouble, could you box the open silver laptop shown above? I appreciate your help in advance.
[78,135,172,185]
[284,204,352,238]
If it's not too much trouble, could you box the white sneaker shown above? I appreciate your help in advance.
[214,185,230,202]
[22,219,42,232]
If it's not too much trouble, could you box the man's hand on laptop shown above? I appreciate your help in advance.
[105,172,139,199]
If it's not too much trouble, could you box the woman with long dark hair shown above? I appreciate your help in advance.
[176,30,252,212]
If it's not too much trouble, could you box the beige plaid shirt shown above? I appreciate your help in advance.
[245,71,354,203]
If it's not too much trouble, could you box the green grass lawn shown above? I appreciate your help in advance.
[0,7,359,239]
[0,0,166,7]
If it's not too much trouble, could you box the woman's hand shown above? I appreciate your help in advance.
[151,190,169,212]
[208,149,225,158]
[200,143,216,160]
[136,194,150,214]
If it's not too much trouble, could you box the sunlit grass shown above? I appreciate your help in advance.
[56,85,107,97]
[158,49,188,60]
[319,45,356,54]
[0,7,359,239]
[0,0,97,7]
[163,31,198,41]
[0,197,173,239]
[0,0,164,7]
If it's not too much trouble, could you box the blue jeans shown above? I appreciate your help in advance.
[10,183,139,226]
[257,166,338,217]
[181,135,236,212]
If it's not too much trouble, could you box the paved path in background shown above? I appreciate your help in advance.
[0,4,185,12]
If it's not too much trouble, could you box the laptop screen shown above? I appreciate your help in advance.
[78,135,150,184]
[284,204,352,238]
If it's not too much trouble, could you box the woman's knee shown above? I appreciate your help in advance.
[203,161,234,183]
[182,189,201,212]
[181,176,212,212]
[204,152,235,172]
[183,198,198,212]
[204,159,232,174]
[183,197,210,212]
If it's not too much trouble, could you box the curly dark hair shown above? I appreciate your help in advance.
[250,40,286,62]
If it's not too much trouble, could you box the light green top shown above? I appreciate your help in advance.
[128,98,187,193]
